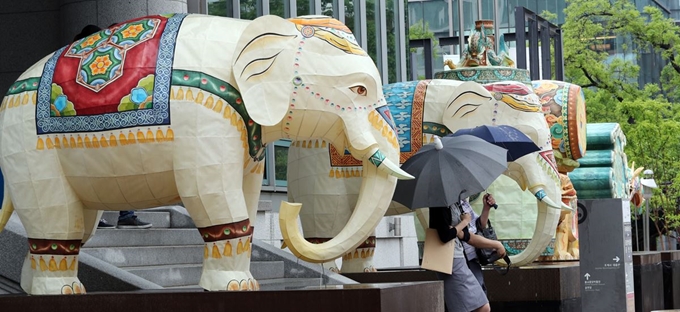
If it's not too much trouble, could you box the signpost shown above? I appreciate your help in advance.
[578,199,635,311]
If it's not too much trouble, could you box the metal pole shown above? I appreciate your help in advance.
[477,0,482,20]
[458,0,465,56]
[493,0,499,52]
[634,212,639,251]
[448,0,454,55]
[515,7,527,70]
[644,200,650,251]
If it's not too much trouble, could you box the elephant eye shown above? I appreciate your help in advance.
[350,85,368,96]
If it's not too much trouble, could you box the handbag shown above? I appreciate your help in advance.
[421,228,455,274]
[475,218,511,274]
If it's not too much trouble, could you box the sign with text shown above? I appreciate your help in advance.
[578,199,635,312]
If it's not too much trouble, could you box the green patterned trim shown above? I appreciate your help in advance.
[501,239,556,256]
[434,67,532,85]
[422,122,451,136]
[368,150,386,167]
[171,70,264,160]
[6,78,40,96]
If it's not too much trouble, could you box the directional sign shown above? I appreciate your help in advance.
[579,199,635,312]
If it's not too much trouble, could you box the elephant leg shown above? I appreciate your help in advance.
[23,238,85,294]
[196,221,257,291]
[7,165,87,295]
[549,211,574,260]
[173,138,258,290]
[81,209,103,244]
[242,158,264,227]
[340,235,377,273]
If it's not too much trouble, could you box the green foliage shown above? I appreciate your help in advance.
[563,0,680,237]
[408,20,438,55]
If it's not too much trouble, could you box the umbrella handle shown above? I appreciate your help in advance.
[484,193,499,209]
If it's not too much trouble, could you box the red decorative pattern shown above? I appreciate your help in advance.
[398,80,428,164]
[51,16,170,116]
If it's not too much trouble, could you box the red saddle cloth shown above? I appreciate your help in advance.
[36,14,186,135]
[53,16,169,116]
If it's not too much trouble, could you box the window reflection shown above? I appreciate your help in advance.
[270,0,286,17]
[207,0,228,16]
[274,140,291,187]
[241,0,258,19]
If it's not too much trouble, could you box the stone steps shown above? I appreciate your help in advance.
[85,228,203,247]
[81,210,301,289]
[101,210,172,228]
[123,261,285,287]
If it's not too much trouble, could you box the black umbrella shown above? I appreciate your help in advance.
[448,125,540,162]
[392,135,508,210]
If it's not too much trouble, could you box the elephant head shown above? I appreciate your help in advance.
[435,80,564,265]
[231,15,411,262]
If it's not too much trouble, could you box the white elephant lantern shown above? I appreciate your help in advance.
[0,14,411,295]
[287,78,565,270]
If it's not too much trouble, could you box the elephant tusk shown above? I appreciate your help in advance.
[534,189,562,210]
[378,158,414,180]
[561,203,574,211]
[368,150,414,180]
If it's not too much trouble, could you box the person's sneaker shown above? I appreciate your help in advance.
[116,216,152,229]
[97,219,116,229]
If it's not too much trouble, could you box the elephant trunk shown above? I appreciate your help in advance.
[507,199,561,266]
[280,158,397,263]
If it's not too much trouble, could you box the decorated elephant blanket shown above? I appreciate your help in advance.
[36,14,186,135]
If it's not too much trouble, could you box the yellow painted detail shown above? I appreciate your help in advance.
[213,98,223,113]
[69,257,77,271]
[59,257,68,271]
[36,138,45,150]
[48,257,58,271]
[224,241,232,257]
[237,239,244,255]
[76,136,84,148]
[212,243,222,259]
[30,256,36,270]
[46,137,54,149]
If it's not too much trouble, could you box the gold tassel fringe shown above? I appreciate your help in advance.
[36,127,175,150]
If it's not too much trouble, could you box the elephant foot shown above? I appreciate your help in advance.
[200,269,259,291]
[23,239,85,295]
[340,236,377,273]
[197,220,259,291]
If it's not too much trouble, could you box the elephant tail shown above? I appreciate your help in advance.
[0,182,13,232]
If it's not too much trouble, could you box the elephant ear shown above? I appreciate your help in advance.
[442,81,494,131]
[232,15,299,126]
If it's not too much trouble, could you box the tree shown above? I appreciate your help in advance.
[562,0,680,245]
